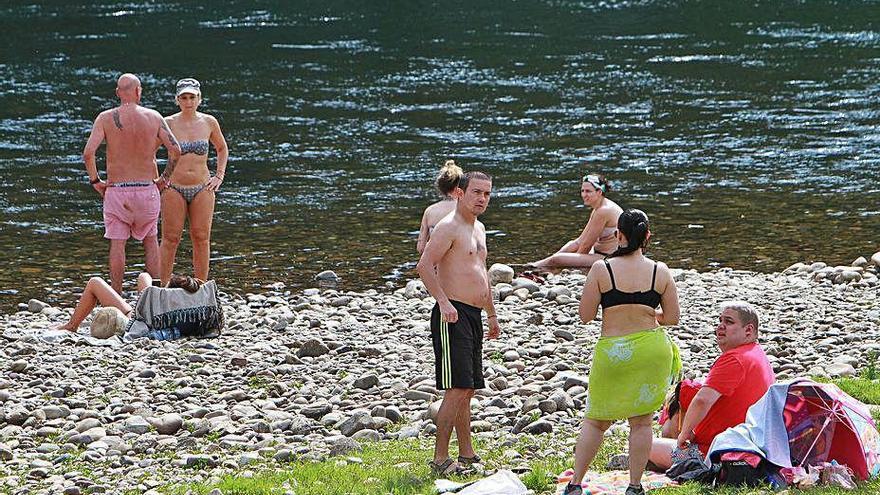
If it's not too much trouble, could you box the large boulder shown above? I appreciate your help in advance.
[27,299,50,313]
[488,264,515,285]
[404,280,428,299]
[825,363,856,377]
[315,270,339,282]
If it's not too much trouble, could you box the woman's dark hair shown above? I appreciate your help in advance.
[610,208,650,257]
[167,275,204,293]
[435,160,463,196]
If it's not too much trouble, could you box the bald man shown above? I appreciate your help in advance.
[83,73,181,292]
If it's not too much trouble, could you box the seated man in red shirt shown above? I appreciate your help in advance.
[649,301,776,470]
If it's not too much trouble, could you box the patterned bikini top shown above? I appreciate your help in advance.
[180,139,209,155]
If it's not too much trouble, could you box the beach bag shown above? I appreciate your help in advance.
[717,452,771,487]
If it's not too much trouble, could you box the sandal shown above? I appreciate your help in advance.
[624,484,645,495]
[457,454,482,465]
[428,457,468,476]
[562,483,583,495]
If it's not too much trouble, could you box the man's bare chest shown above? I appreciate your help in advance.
[450,232,487,261]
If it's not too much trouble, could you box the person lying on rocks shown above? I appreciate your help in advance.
[530,173,622,268]
[563,209,681,495]
[648,301,776,471]
[416,171,501,476]
[56,273,222,340]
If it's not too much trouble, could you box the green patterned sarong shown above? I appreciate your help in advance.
[585,327,681,421]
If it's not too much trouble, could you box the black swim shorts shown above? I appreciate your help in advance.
[430,300,485,390]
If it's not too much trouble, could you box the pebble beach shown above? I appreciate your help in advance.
[1,254,879,494]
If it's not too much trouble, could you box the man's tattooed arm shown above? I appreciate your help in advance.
[158,119,181,181]
[112,110,124,130]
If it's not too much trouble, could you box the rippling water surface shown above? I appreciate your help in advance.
[1,1,879,311]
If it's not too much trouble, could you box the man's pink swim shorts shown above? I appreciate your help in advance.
[103,183,160,241]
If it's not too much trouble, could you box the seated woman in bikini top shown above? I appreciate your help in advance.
[531,173,623,268]
[160,78,229,286]
[417,160,462,254]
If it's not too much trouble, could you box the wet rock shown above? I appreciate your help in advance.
[315,270,339,282]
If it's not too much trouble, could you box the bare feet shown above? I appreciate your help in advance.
[54,323,77,332]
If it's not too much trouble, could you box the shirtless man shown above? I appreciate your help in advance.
[83,73,181,293]
[416,171,501,475]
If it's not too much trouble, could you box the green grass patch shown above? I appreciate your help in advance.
[247,375,272,391]
[173,439,448,495]
[812,376,880,405]
[520,456,571,494]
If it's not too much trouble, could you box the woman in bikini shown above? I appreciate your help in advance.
[531,174,622,268]
[160,78,229,285]
[416,160,462,254]
[562,209,680,495]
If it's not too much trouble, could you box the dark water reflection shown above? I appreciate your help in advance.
[1,1,879,311]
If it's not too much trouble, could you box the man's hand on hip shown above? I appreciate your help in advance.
[92,181,107,198]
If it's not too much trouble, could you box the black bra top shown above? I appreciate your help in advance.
[599,259,662,309]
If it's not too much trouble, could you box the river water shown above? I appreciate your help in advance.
[1,1,879,311]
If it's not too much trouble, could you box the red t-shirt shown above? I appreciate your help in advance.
[687,342,775,453]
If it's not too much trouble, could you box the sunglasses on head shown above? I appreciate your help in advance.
[177,78,200,88]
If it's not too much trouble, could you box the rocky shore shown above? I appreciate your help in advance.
[1,255,879,494]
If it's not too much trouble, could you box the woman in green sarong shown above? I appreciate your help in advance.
[562,209,681,495]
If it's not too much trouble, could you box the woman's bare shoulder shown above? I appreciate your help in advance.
[593,201,621,221]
